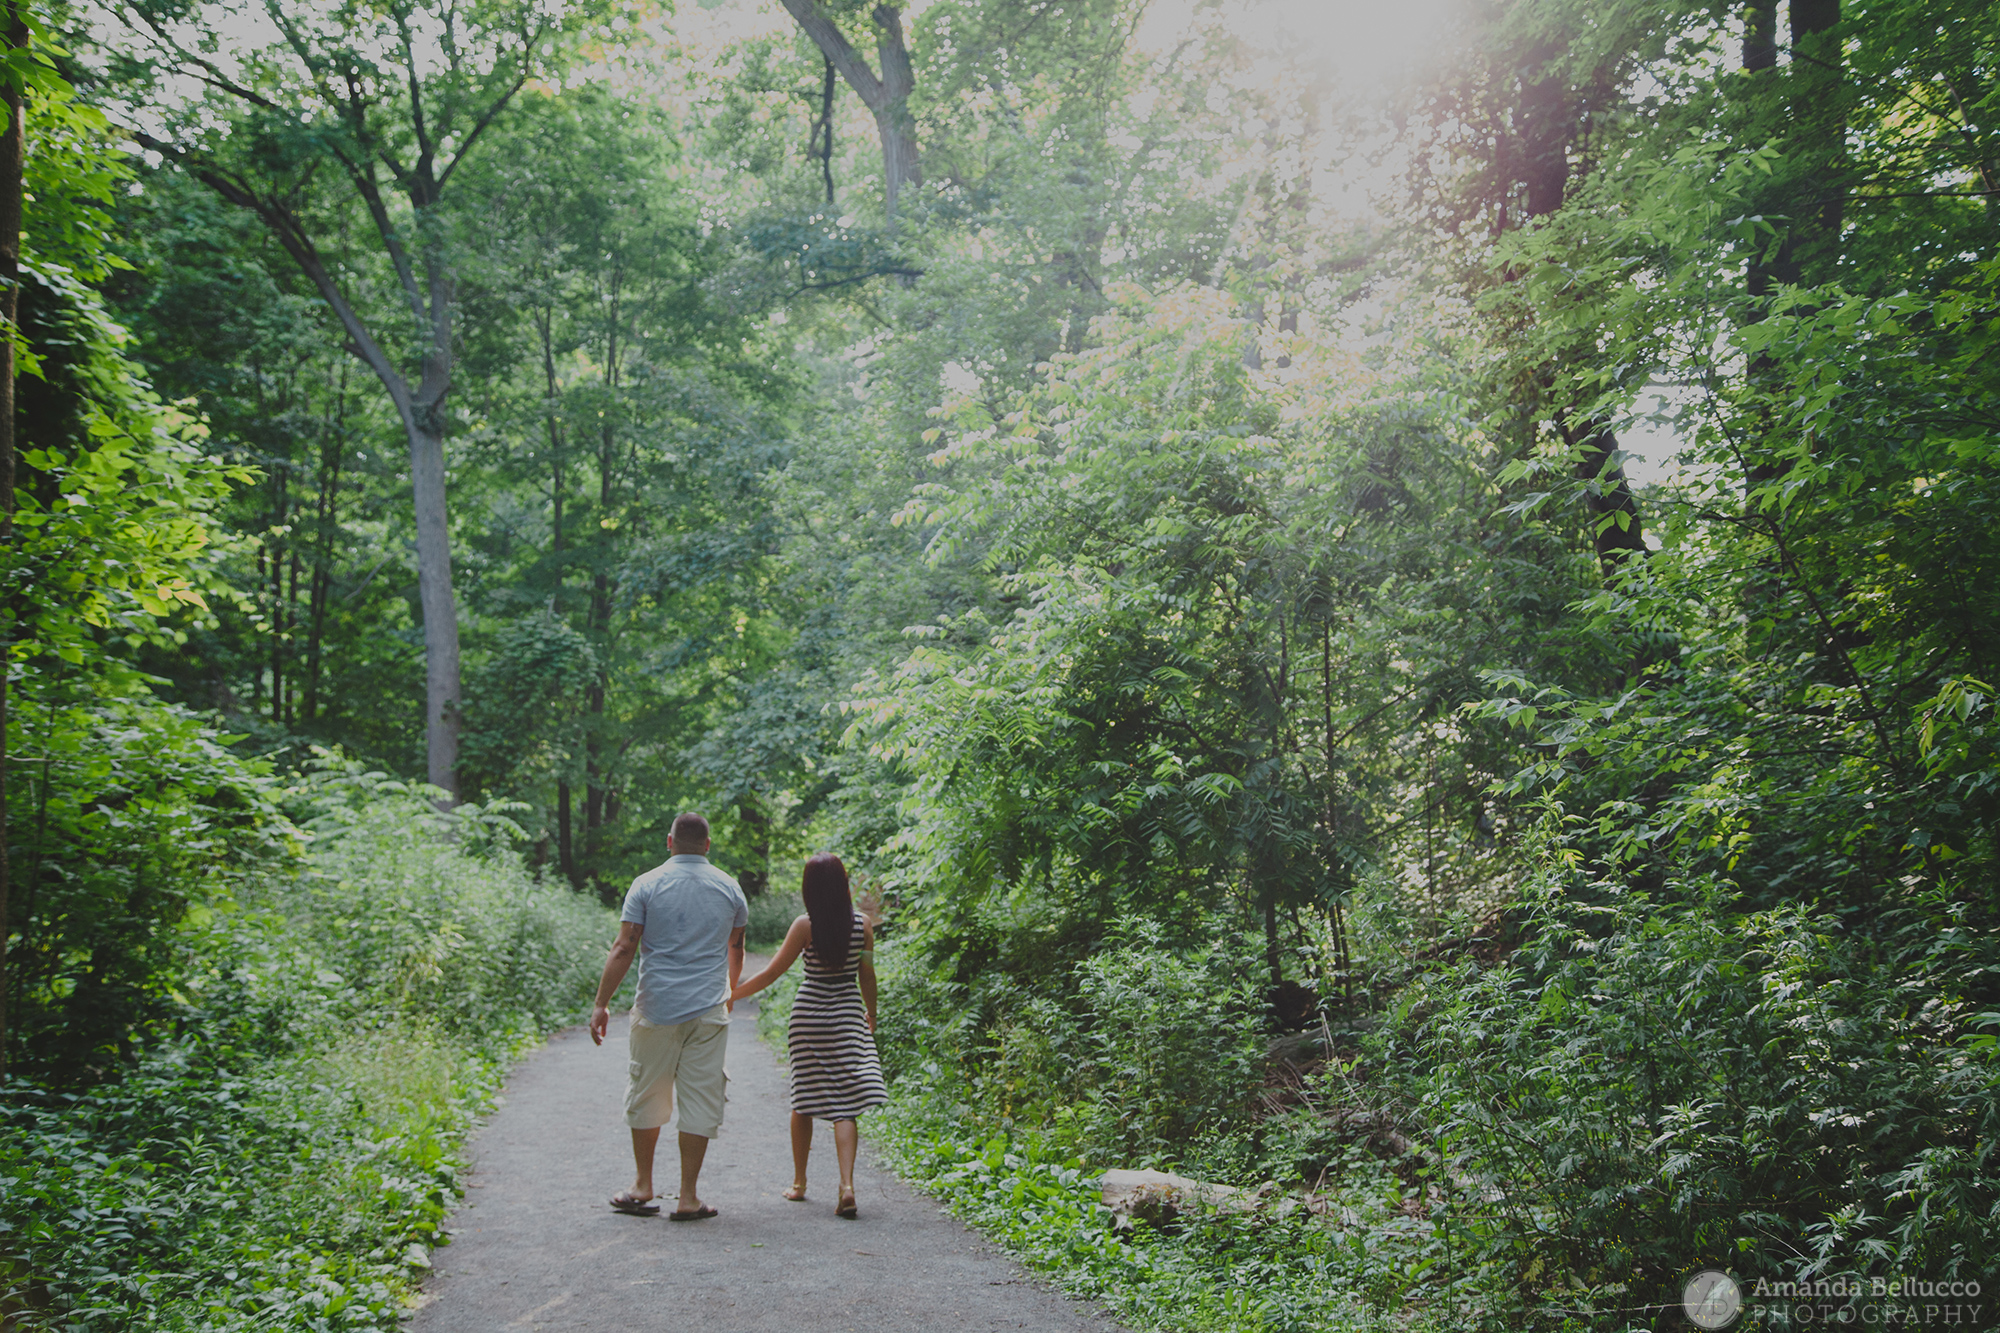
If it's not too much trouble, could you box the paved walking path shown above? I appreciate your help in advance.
[411,977,1124,1332]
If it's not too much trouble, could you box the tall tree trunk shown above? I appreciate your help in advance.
[1319,623,1354,1008]
[1740,0,1787,498]
[540,308,564,566]
[285,536,300,728]
[585,273,620,843]
[811,58,837,207]
[1511,57,1646,578]
[1744,0,1777,72]
[128,0,550,801]
[170,162,466,795]
[408,416,460,796]
[408,178,463,800]
[538,310,579,882]
[778,0,921,219]
[1744,0,1779,303]
[557,780,579,891]
[1745,0,1842,296]
[270,461,287,724]
[0,0,24,1078]
[870,7,920,220]
[174,164,466,795]
[1742,0,1843,499]
[1787,0,1844,286]
[252,533,266,714]
[1515,68,1572,223]
[737,801,770,898]
[304,367,345,725]
[1558,414,1645,575]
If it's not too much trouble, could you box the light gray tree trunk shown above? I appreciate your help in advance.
[406,213,462,797]
[166,161,467,797]
[869,4,920,218]
[406,418,461,792]
[122,8,550,801]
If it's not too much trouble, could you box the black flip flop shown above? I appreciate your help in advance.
[610,1193,660,1216]
[669,1205,719,1221]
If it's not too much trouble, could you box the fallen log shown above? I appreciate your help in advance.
[1098,1169,1292,1229]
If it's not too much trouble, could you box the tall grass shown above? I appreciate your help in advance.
[0,762,619,1331]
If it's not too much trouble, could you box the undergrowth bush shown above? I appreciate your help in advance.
[0,757,618,1330]
[873,918,1264,1171]
[4,695,293,1082]
[1381,875,2000,1328]
[870,1092,1450,1333]
[856,872,2000,1333]
[283,762,614,1034]
[841,923,1477,1333]
[745,889,804,951]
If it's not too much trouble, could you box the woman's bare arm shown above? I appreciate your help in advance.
[732,916,811,999]
[859,919,878,1031]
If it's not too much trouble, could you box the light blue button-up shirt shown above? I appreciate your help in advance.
[619,854,749,1027]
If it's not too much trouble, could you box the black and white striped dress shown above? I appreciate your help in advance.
[787,913,886,1120]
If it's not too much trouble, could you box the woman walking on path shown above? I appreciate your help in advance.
[732,852,885,1218]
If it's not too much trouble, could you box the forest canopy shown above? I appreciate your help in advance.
[1,0,1996,1328]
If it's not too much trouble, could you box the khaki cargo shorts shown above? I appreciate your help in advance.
[625,1005,730,1136]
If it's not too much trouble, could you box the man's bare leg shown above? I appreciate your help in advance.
[627,1126,661,1202]
[677,1131,709,1213]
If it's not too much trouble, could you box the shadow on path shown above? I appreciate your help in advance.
[411,973,1124,1332]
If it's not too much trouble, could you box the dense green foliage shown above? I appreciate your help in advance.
[878,1123,1407,1333]
[6,698,284,1080]
[1,770,616,1328]
[4,0,1998,1327]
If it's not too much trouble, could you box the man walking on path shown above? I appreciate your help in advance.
[590,812,748,1220]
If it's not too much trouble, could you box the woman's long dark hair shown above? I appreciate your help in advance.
[801,853,853,972]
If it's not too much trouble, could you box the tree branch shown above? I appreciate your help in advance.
[392,5,436,182]
[1848,187,2000,201]
[793,265,924,295]
[778,0,886,110]
[121,4,284,113]
[346,158,427,324]
[264,5,354,121]
[436,66,531,192]
[136,131,414,428]
[872,4,913,104]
